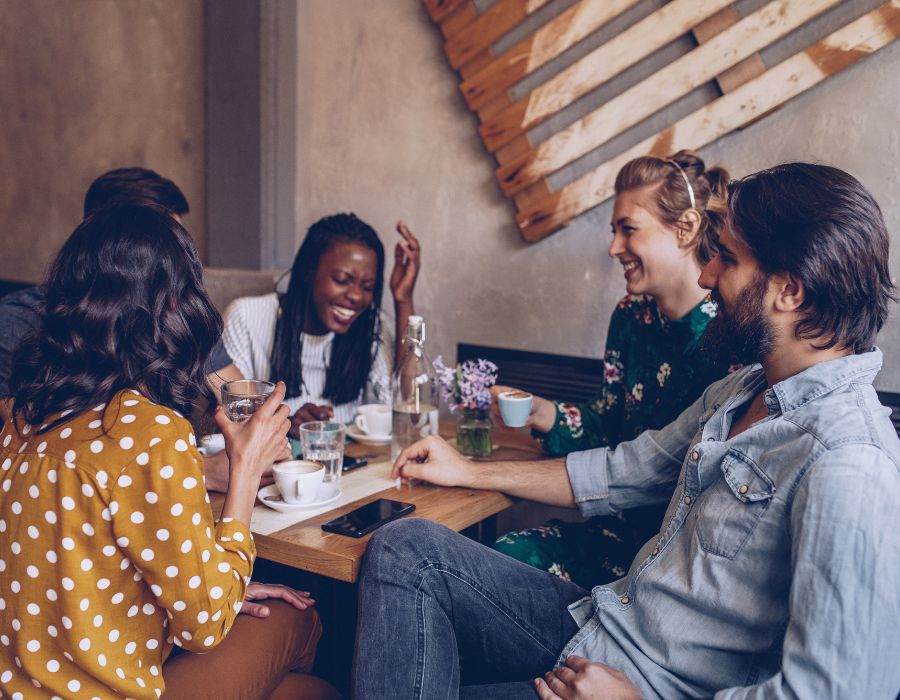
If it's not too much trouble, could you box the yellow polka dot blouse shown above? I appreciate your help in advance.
[0,390,256,698]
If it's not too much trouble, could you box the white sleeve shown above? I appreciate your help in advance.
[221,300,256,380]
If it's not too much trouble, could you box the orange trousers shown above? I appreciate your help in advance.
[162,600,339,699]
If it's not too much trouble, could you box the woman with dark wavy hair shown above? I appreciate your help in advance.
[223,213,421,431]
[0,204,336,699]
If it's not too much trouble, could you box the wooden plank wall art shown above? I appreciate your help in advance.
[424,0,900,241]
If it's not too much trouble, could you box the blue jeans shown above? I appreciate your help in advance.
[352,518,587,699]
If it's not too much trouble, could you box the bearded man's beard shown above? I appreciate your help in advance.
[703,273,778,366]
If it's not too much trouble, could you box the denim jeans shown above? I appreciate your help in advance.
[352,518,587,699]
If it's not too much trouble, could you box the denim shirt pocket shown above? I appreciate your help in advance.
[696,450,775,559]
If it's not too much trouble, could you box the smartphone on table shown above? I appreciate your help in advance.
[342,455,368,472]
[321,498,415,538]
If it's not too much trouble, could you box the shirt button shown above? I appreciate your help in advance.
[620,596,630,605]
[683,495,692,505]
[690,450,700,461]
[738,484,749,494]
[651,547,659,556]
[706,437,715,441]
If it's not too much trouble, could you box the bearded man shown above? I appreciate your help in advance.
[352,163,900,700]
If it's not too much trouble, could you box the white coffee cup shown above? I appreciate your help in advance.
[497,390,533,428]
[198,433,226,456]
[355,403,392,437]
[272,460,325,505]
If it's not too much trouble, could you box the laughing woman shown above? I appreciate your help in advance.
[222,213,420,432]
[493,151,735,588]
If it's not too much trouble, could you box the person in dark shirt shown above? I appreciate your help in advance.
[0,167,244,490]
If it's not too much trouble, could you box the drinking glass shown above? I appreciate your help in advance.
[298,421,346,498]
[220,380,275,422]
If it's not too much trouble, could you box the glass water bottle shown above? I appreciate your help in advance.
[391,315,439,460]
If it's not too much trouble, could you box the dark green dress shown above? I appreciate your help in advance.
[494,294,733,587]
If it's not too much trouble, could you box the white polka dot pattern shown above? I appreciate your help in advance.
[0,389,255,698]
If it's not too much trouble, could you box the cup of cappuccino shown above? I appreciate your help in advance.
[497,390,533,428]
[272,460,325,505]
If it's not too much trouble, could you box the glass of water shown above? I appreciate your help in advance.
[298,421,345,498]
[220,380,276,422]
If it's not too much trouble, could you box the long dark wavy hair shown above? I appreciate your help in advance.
[11,203,222,431]
[271,213,385,405]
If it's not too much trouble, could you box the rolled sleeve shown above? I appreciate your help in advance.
[566,447,614,517]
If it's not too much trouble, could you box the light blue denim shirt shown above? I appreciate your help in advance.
[562,348,900,699]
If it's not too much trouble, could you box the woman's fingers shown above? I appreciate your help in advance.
[238,601,270,618]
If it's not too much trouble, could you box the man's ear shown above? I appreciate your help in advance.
[771,272,805,313]
[676,210,702,248]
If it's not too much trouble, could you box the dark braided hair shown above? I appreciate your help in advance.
[11,203,221,431]
[270,213,385,405]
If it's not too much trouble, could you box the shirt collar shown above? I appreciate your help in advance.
[757,348,884,414]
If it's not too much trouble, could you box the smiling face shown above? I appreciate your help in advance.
[306,241,378,335]
[608,185,697,301]
[699,217,778,364]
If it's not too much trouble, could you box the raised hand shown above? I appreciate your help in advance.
[215,381,292,482]
[390,220,421,305]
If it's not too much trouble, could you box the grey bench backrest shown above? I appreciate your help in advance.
[457,343,603,404]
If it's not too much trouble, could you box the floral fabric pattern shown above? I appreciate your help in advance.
[495,294,733,588]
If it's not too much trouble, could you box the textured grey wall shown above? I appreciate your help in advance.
[0,0,206,282]
[295,1,900,391]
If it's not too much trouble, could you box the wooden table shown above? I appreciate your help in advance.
[211,422,541,583]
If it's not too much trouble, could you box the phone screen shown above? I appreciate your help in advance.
[321,499,415,538]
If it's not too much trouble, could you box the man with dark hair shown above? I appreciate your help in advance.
[353,163,900,699]
[82,166,191,219]
[0,167,243,489]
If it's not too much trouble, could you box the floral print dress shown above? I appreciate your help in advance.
[494,294,732,587]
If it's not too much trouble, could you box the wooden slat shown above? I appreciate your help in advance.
[444,0,553,70]
[440,1,478,40]
[478,0,735,152]
[497,0,842,198]
[692,6,767,95]
[424,0,469,23]
[460,0,640,111]
[515,1,900,242]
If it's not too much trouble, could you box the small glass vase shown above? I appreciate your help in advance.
[456,409,492,458]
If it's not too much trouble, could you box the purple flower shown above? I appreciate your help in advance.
[433,356,498,412]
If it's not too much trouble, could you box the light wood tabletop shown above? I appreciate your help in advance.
[210,422,542,583]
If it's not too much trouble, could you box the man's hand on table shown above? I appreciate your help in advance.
[239,582,315,618]
[391,435,475,486]
[534,656,643,700]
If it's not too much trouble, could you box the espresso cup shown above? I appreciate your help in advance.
[272,460,325,505]
[355,403,392,437]
[498,390,533,428]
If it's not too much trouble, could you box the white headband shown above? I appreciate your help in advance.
[666,159,696,209]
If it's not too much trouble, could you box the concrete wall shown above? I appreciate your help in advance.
[295,1,900,391]
[0,0,206,283]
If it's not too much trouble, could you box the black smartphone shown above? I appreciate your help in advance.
[321,498,416,538]
[342,455,368,472]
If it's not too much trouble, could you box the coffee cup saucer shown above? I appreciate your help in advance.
[346,424,392,445]
[257,484,342,513]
